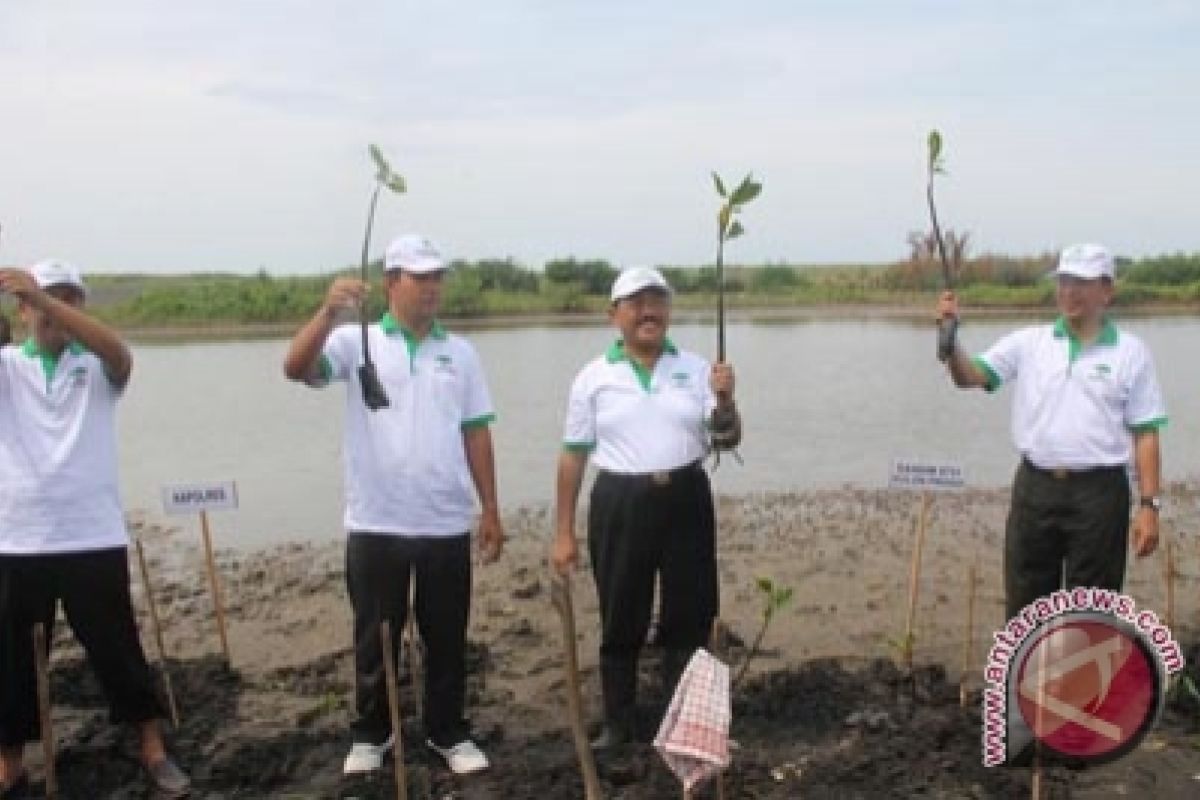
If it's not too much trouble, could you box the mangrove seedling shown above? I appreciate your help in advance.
[710,171,761,455]
[926,130,959,362]
[731,576,793,692]
[358,144,407,410]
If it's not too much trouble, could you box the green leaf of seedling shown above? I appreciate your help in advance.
[774,587,794,607]
[756,577,774,594]
[718,205,733,237]
[712,171,728,198]
[369,144,407,193]
[730,174,762,206]
[383,173,407,194]
[726,220,745,240]
[927,129,942,164]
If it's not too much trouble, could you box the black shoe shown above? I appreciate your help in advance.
[590,722,634,751]
[0,773,29,800]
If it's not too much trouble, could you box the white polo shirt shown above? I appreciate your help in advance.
[562,339,714,473]
[318,315,495,536]
[973,317,1166,470]
[0,339,128,554]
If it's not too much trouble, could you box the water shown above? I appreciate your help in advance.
[116,314,1200,547]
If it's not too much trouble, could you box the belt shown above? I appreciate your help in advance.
[1021,457,1124,481]
[600,460,702,488]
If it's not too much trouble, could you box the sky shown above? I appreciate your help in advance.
[1,1,1197,274]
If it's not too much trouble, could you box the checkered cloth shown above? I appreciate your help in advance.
[653,649,731,791]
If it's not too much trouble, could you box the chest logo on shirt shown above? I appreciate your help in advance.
[670,371,691,388]
[434,354,455,374]
[70,366,87,388]
[1089,363,1112,381]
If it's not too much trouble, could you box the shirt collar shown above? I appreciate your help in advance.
[20,338,85,358]
[605,337,678,363]
[1052,316,1119,346]
[379,312,446,341]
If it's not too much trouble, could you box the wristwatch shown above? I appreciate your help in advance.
[1139,496,1162,512]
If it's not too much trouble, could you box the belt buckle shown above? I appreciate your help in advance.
[1051,468,1070,480]
[650,471,670,487]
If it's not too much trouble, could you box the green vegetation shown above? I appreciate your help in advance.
[43,249,1200,332]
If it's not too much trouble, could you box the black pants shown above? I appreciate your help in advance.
[1004,459,1131,619]
[345,532,471,747]
[0,548,164,746]
[587,462,718,724]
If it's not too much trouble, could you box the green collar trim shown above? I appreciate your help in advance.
[1052,316,1118,363]
[379,312,446,341]
[605,338,678,392]
[20,338,85,387]
[380,313,446,372]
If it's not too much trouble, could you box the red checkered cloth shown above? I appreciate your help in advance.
[653,649,731,791]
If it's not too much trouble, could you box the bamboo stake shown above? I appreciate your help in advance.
[903,492,933,670]
[33,623,56,799]
[550,576,604,800]
[1165,540,1176,632]
[960,558,978,707]
[405,595,424,722]
[708,618,728,800]
[199,511,231,665]
[135,538,181,727]
[380,621,408,800]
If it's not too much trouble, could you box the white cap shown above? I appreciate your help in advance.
[610,266,673,302]
[384,234,446,273]
[31,259,87,297]
[1055,243,1115,281]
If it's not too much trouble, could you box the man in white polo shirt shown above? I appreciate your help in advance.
[0,261,189,798]
[551,266,740,750]
[283,234,501,777]
[937,243,1166,619]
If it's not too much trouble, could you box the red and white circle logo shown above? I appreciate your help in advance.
[1015,614,1162,763]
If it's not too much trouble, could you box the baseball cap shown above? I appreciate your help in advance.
[384,234,446,274]
[31,259,87,297]
[1055,243,1115,281]
[610,266,673,303]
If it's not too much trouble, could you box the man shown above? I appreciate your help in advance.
[0,261,189,798]
[283,233,502,777]
[551,266,740,749]
[937,243,1165,619]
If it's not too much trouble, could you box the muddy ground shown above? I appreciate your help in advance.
[14,486,1200,798]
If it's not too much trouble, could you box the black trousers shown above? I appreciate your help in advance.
[1004,459,1131,619]
[587,462,718,723]
[345,532,471,747]
[0,548,164,746]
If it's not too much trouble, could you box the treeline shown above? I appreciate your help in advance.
[75,251,1200,327]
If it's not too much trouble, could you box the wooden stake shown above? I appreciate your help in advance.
[1165,540,1176,632]
[199,510,231,665]
[903,492,932,670]
[135,538,181,728]
[550,576,604,800]
[32,623,56,799]
[960,557,978,707]
[380,621,409,800]
[405,594,424,722]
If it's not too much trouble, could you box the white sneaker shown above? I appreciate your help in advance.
[342,733,394,774]
[427,738,489,775]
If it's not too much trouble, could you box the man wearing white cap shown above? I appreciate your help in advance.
[552,266,740,749]
[284,234,501,777]
[0,262,189,797]
[937,244,1166,618]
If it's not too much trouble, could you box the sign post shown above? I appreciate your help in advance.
[161,481,238,666]
[888,459,966,670]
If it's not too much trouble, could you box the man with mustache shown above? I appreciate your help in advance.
[0,261,189,798]
[552,266,740,750]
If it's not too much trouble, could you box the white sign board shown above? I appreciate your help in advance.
[889,459,966,491]
[161,481,239,515]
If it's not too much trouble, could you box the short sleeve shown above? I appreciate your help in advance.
[562,367,596,451]
[458,342,496,428]
[1125,340,1168,431]
[976,328,1029,392]
[320,325,358,384]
